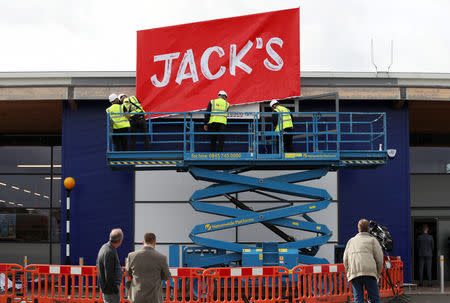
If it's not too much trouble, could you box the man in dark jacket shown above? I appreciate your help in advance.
[97,228,124,303]
[417,224,434,286]
[126,232,171,303]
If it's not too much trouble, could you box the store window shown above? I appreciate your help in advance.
[0,146,61,264]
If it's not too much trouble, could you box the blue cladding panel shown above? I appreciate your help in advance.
[62,101,133,266]
[337,101,411,282]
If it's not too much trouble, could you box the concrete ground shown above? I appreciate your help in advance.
[386,281,450,303]
[407,294,450,303]
[404,281,450,295]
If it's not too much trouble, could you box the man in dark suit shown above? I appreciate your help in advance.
[126,233,171,303]
[96,228,124,303]
[417,224,434,286]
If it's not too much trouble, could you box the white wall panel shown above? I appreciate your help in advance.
[237,202,338,242]
[133,244,171,260]
[135,171,227,202]
[238,171,337,201]
[314,243,336,264]
[136,170,337,202]
[134,203,236,243]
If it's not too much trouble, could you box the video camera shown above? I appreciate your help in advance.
[369,220,394,252]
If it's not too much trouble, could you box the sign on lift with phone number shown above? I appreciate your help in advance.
[190,153,243,159]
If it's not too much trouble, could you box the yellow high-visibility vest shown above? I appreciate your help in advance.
[124,96,144,115]
[274,105,293,131]
[106,104,130,129]
[208,98,230,125]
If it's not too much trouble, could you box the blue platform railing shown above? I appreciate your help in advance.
[106,111,386,162]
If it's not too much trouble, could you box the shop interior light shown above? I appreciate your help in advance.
[17,203,23,206]
[1,180,52,201]
[44,177,62,180]
[0,200,5,203]
[8,202,15,205]
[17,165,62,168]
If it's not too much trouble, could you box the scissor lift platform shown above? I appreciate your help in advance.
[107,111,387,170]
[106,109,388,267]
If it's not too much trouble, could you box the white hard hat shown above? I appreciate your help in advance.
[109,93,118,103]
[218,90,227,97]
[118,93,126,100]
[270,99,279,107]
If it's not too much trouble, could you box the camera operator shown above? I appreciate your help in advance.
[343,219,384,303]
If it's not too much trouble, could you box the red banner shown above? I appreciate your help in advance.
[136,8,300,114]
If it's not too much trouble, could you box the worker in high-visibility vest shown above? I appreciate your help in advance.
[204,90,230,152]
[106,93,130,151]
[119,94,150,151]
[270,99,294,152]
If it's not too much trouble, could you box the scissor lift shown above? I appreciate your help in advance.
[106,94,388,268]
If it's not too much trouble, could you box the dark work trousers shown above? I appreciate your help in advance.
[419,256,432,285]
[351,276,380,303]
[129,115,150,151]
[283,127,294,152]
[112,127,129,151]
[276,127,294,153]
[208,122,226,152]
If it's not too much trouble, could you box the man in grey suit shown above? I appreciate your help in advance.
[126,233,171,303]
[417,224,434,286]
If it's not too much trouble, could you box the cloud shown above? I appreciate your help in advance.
[0,0,448,72]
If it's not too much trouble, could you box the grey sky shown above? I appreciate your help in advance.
[0,0,449,73]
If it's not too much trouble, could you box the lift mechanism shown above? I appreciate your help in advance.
[186,167,332,267]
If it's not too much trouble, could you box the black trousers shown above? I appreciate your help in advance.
[112,127,129,151]
[276,127,293,153]
[208,122,226,152]
[129,115,150,151]
[418,256,432,285]
[283,127,294,152]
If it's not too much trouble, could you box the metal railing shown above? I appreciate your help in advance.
[106,112,386,159]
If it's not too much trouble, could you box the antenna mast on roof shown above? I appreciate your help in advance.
[371,39,395,77]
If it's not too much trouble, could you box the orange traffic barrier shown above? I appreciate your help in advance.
[292,260,404,303]
[203,267,290,303]
[0,260,403,303]
[292,263,351,303]
[0,264,24,303]
[165,268,204,303]
[24,264,100,303]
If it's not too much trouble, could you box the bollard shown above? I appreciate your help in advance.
[440,255,444,293]
[24,255,28,267]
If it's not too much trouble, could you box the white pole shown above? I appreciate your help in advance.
[440,255,444,293]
